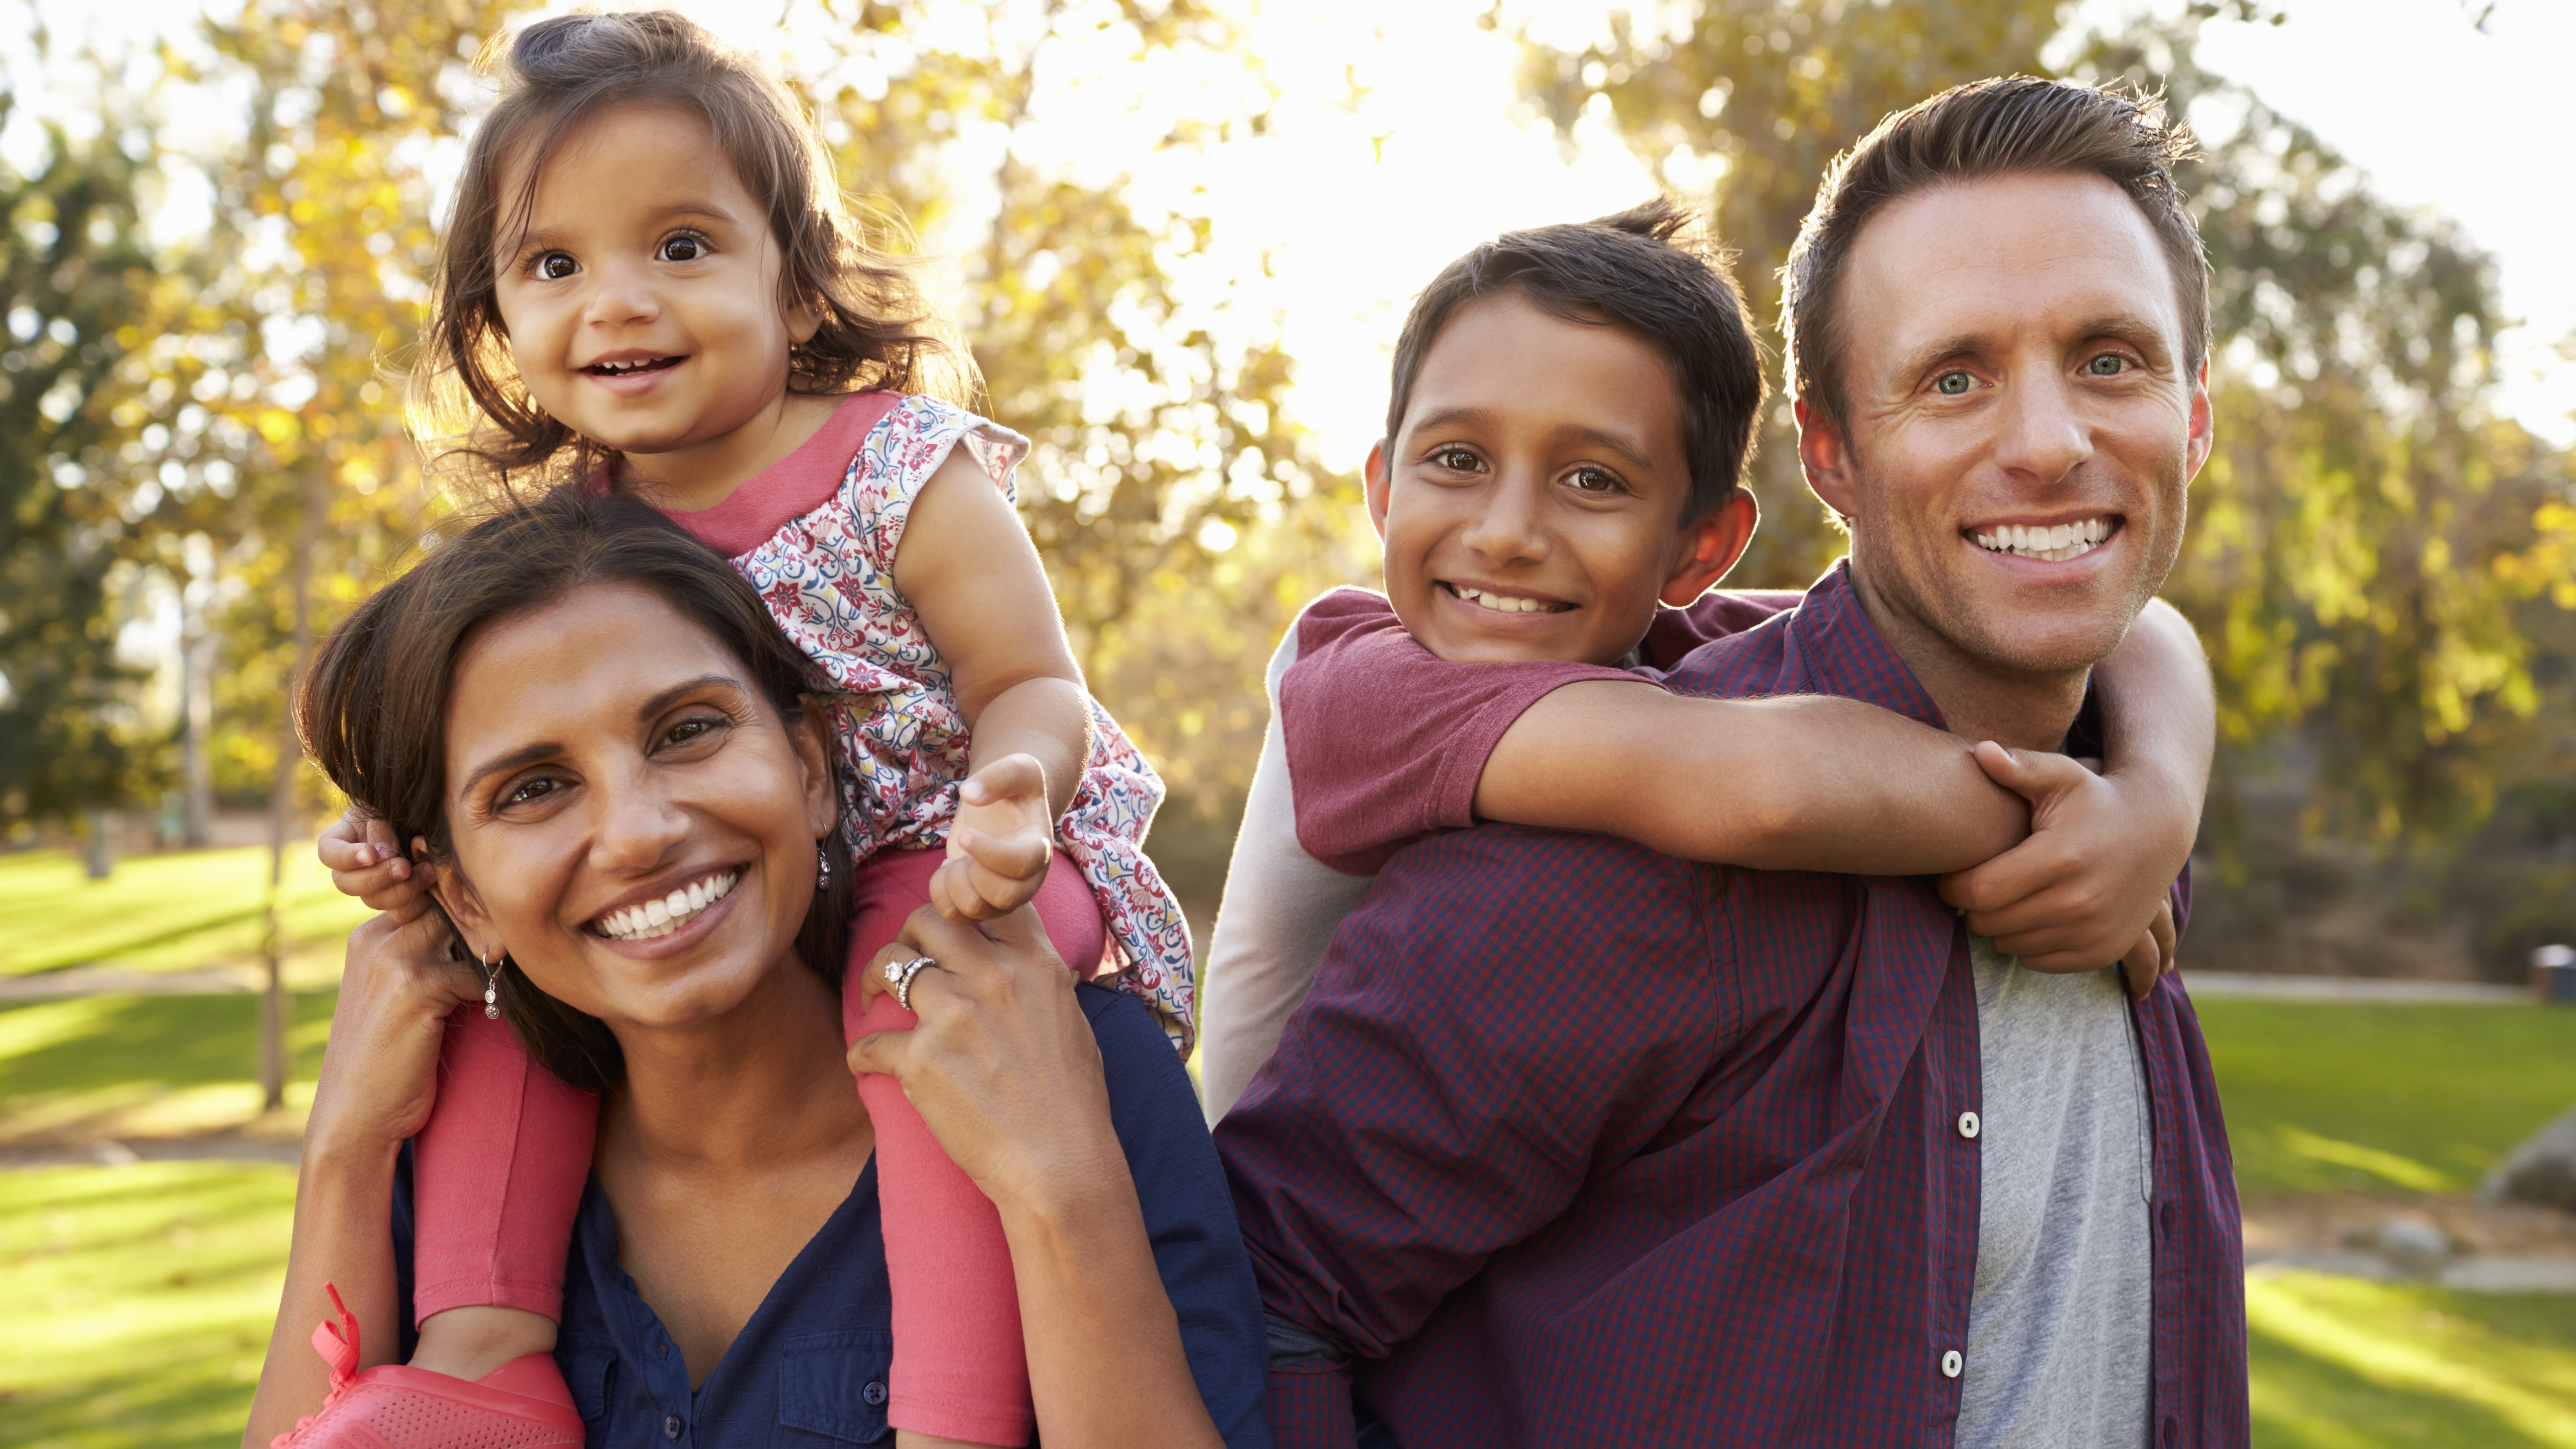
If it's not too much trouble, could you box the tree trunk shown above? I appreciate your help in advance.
[182,621,215,848]
[260,474,321,1114]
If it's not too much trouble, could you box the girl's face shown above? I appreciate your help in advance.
[491,102,820,492]
[432,580,838,1034]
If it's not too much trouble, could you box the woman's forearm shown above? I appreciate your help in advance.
[967,676,1093,823]
[1475,682,2029,874]
[997,1161,1225,1449]
[241,1132,405,1446]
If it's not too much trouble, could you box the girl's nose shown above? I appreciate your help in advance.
[581,260,661,328]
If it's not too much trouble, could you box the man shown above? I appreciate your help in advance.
[1217,77,2247,1448]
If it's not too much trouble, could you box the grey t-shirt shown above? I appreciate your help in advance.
[1954,937,2155,1449]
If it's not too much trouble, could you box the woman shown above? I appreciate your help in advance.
[244,487,1266,1447]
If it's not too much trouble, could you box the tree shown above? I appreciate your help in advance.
[0,86,163,836]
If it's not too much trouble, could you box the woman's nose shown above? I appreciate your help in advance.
[589,778,690,874]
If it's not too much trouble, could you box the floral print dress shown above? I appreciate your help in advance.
[729,394,1196,1050]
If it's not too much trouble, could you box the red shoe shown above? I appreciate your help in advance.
[271,1285,586,1448]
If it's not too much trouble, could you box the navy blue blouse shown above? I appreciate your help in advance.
[395,985,1271,1446]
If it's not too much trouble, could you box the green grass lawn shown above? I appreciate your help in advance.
[0,847,371,981]
[9,975,2576,1446]
[2193,995,2576,1200]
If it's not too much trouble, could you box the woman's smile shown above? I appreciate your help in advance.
[588,865,744,943]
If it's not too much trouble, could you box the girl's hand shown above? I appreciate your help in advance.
[846,904,1118,1209]
[305,898,483,1160]
[934,753,1054,923]
[1936,743,2179,975]
[319,807,439,921]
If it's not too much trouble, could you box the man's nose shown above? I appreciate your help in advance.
[1458,471,1551,565]
[1992,370,2092,486]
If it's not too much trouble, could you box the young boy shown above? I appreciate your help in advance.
[1197,198,2207,1120]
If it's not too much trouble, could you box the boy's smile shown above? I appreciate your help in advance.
[1368,291,1753,666]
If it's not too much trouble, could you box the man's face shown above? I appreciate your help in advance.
[1369,291,1754,666]
[1801,170,2212,682]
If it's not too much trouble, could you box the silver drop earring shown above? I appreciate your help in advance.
[816,842,832,889]
[479,949,504,1019]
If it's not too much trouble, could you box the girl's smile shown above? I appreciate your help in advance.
[490,101,836,510]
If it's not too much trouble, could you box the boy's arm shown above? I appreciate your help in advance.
[1198,627,1374,1127]
[1475,684,2029,874]
[1939,599,2213,972]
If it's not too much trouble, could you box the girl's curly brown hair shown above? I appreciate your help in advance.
[412,9,972,490]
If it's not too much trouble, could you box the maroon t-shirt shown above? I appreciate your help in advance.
[1278,587,1803,874]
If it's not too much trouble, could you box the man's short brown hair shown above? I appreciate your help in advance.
[1781,76,2208,425]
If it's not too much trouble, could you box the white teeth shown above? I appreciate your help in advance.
[1972,518,2116,562]
[596,870,739,941]
[1453,585,1555,615]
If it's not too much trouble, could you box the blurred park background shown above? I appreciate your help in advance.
[1,0,2572,1444]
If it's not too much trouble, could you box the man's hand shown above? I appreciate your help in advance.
[1938,742,2178,989]
[318,806,438,922]
[932,753,1054,923]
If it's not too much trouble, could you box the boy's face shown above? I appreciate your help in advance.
[1368,291,1754,665]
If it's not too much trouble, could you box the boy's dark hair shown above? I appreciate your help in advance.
[1783,76,2208,426]
[415,9,969,486]
[298,486,852,1092]
[1382,198,1766,524]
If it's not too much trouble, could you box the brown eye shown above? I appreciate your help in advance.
[503,776,559,807]
[658,234,706,263]
[1431,447,1480,473]
[535,251,577,281]
[1568,467,1619,494]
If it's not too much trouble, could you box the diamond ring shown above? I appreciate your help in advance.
[882,955,938,1013]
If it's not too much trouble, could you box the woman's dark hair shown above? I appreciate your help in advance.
[1381,197,1767,526]
[412,9,971,488]
[298,486,852,1091]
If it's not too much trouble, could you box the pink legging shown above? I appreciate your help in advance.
[412,847,1105,1447]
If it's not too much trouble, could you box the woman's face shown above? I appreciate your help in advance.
[433,580,836,1032]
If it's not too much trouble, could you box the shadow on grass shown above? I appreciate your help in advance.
[2249,1271,2576,1448]
[0,992,334,1142]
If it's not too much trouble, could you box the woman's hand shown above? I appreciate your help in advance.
[845,905,1121,1211]
[1936,743,2180,982]
[306,874,485,1161]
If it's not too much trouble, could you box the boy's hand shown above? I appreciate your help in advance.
[318,806,438,923]
[931,753,1054,923]
[2119,897,2178,1001]
[1937,742,2176,974]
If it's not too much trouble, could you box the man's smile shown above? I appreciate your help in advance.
[1966,515,2121,564]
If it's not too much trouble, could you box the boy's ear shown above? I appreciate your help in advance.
[1660,489,1759,606]
[1363,440,1392,544]
[1796,398,1860,521]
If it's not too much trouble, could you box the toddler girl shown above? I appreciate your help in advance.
[283,13,1186,1448]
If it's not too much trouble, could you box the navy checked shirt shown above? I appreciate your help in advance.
[1217,562,2247,1449]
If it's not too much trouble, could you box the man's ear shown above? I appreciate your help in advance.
[2183,357,2214,483]
[1660,489,1760,606]
[1797,398,1860,521]
[795,697,840,842]
[1363,440,1392,544]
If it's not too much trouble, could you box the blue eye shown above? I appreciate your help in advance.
[1934,371,1974,396]
[2087,353,2130,376]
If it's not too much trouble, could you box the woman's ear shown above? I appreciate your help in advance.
[426,842,494,959]
[794,697,840,841]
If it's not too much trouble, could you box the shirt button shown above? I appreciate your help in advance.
[863,1380,889,1406]
[662,1414,682,1440]
[1941,1349,1963,1378]
[1957,1110,1981,1139]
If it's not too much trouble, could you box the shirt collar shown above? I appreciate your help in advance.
[1782,560,1949,732]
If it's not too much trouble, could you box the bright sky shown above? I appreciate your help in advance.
[5,0,2567,466]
